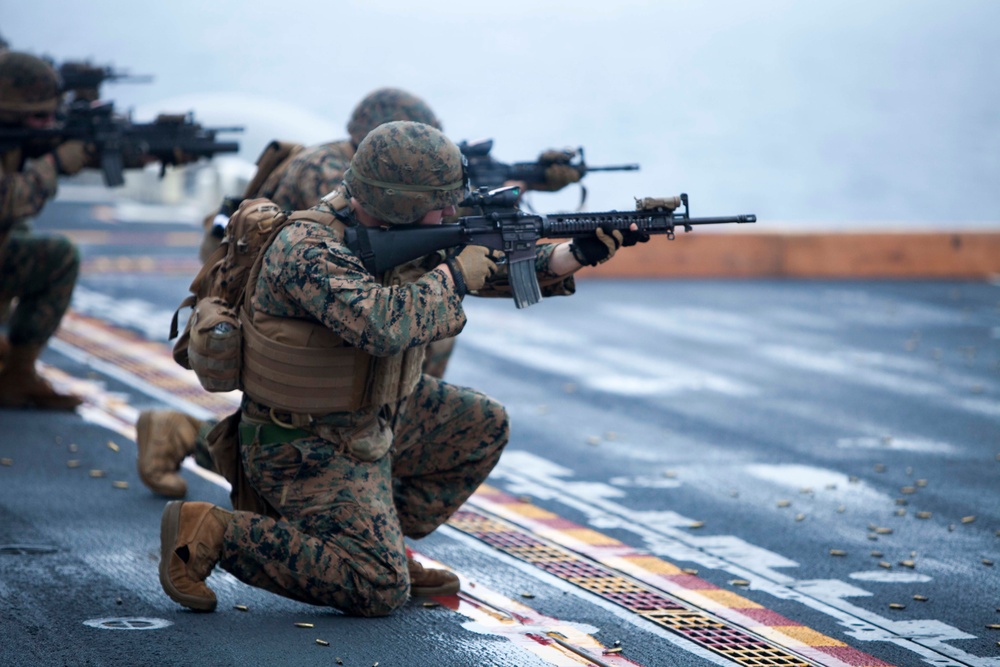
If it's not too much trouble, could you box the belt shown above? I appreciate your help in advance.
[239,421,311,446]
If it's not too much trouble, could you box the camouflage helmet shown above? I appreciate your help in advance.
[0,51,60,117]
[344,121,469,225]
[346,88,441,148]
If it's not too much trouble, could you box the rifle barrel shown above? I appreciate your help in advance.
[585,164,640,172]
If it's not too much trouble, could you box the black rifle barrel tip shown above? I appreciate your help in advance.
[745,215,757,223]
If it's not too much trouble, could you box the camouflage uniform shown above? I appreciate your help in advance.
[216,195,512,614]
[0,52,81,353]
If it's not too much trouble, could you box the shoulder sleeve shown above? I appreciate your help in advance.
[0,156,58,234]
[268,142,353,211]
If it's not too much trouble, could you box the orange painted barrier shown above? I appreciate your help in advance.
[577,231,1000,279]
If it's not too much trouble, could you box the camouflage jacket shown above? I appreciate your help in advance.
[249,201,573,355]
[255,140,355,211]
[0,149,58,248]
[251,217,466,358]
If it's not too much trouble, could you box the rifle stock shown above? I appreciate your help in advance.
[345,188,756,309]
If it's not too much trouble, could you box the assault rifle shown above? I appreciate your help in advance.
[0,101,242,187]
[345,186,756,309]
[56,61,153,101]
[458,138,638,201]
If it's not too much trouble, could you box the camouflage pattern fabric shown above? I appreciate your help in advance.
[0,232,79,345]
[219,374,507,615]
[1,154,58,248]
[0,151,75,346]
[0,52,60,114]
[255,140,355,211]
[213,216,508,615]
[251,217,465,352]
[346,88,441,148]
[343,121,468,226]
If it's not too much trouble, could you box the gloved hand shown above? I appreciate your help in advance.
[569,227,625,266]
[51,140,97,175]
[532,149,582,192]
[444,245,499,295]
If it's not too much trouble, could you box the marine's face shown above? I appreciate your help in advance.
[24,110,57,129]
[417,205,456,226]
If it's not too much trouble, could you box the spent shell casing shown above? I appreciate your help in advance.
[961,516,976,524]
[422,602,440,608]
[986,624,1000,630]
[899,560,915,568]
[0,458,13,466]
[112,481,129,489]
[730,579,750,586]
[67,460,81,468]
[234,605,249,611]
[776,500,791,508]
[916,511,932,519]
[895,499,908,506]
[901,486,915,494]
[688,521,705,529]
[603,647,623,655]
[889,603,906,610]
[294,622,314,628]
[871,551,883,557]
[89,469,105,478]
[68,443,78,452]
[913,595,929,601]
[520,592,535,599]
[315,639,329,647]
[107,441,120,453]
[879,561,892,569]
[983,559,994,566]
[916,479,928,487]
[682,568,698,575]
[795,513,805,521]
[875,527,893,534]
[829,549,847,557]
[895,509,907,516]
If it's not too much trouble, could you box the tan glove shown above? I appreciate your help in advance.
[531,149,581,192]
[52,140,97,175]
[445,245,499,295]
[569,228,625,266]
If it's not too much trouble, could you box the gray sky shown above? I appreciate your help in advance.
[4,0,999,226]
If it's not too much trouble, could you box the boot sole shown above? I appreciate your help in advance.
[137,412,187,499]
[159,501,217,612]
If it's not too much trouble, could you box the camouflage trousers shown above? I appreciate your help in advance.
[218,374,509,616]
[0,234,79,345]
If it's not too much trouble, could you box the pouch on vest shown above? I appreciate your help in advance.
[169,198,289,390]
[187,296,241,392]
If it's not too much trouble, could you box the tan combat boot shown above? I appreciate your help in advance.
[159,501,232,612]
[136,410,205,498]
[407,551,460,596]
[0,343,82,411]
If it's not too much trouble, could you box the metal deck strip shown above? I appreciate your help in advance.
[449,501,887,667]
